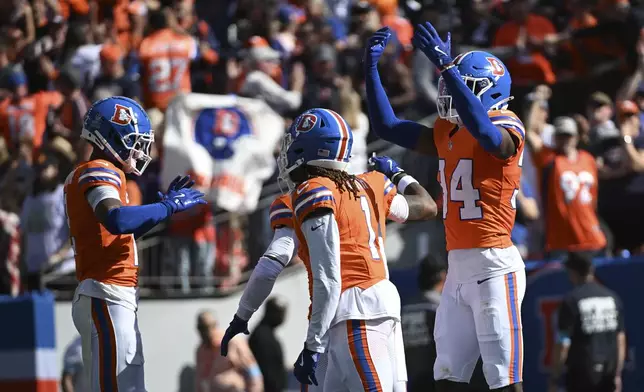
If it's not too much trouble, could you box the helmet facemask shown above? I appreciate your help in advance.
[437,76,494,124]
[277,133,303,194]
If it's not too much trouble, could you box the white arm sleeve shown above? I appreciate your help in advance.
[302,212,342,353]
[387,194,410,223]
[85,185,121,211]
[235,227,296,320]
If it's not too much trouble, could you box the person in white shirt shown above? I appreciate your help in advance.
[239,44,305,115]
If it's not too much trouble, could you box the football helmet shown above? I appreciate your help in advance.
[278,108,353,192]
[81,96,154,176]
[437,51,513,123]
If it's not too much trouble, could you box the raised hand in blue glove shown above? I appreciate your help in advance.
[412,22,452,69]
[293,346,320,386]
[159,175,207,214]
[364,27,393,70]
[220,315,250,357]
[369,154,404,179]
[157,175,195,201]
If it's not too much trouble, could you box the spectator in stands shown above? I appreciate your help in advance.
[162,202,215,294]
[248,297,288,392]
[526,116,607,259]
[401,254,446,392]
[0,0,37,56]
[0,69,62,161]
[138,9,198,112]
[301,43,342,112]
[493,0,557,87]
[53,68,90,160]
[66,22,104,94]
[92,43,141,103]
[596,98,644,253]
[522,85,553,209]
[512,177,540,259]
[195,310,263,392]
[0,181,22,297]
[61,335,87,392]
[238,43,305,115]
[587,92,620,148]
[549,252,626,392]
[339,78,369,174]
[375,32,416,116]
[20,152,72,291]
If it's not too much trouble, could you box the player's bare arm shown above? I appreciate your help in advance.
[93,196,122,222]
[364,28,438,157]
[397,181,438,220]
[369,155,438,221]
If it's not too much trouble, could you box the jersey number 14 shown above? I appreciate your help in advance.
[438,159,483,220]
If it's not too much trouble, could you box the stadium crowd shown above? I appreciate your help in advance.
[0,0,643,297]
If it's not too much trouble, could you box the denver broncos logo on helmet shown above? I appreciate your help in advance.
[486,57,505,78]
[295,114,318,133]
[110,104,133,126]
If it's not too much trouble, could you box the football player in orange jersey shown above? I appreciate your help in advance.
[65,96,206,392]
[365,23,527,392]
[224,108,435,391]
[220,148,436,391]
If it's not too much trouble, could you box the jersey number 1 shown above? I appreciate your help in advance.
[359,196,381,260]
[438,159,483,220]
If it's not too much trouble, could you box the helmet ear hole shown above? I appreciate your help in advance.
[319,119,326,128]
[491,92,502,99]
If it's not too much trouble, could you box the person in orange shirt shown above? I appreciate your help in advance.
[527,116,607,259]
[138,9,199,112]
[493,0,557,85]
[366,25,528,391]
[65,96,206,391]
[90,0,145,51]
[244,108,435,390]
[0,70,62,161]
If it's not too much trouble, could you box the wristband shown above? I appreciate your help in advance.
[441,63,456,73]
[398,175,419,194]
[390,171,406,185]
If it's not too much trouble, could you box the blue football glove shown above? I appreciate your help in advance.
[293,346,319,386]
[369,154,404,179]
[157,175,195,201]
[412,22,452,69]
[364,27,393,70]
[160,186,207,214]
[220,315,250,357]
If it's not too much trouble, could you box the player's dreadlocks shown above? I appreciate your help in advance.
[305,166,364,200]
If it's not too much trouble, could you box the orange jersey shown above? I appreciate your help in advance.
[64,159,138,286]
[533,148,606,252]
[291,171,397,296]
[434,110,525,251]
[138,28,198,110]
[0,92,62,155]
[269,194,295,230]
